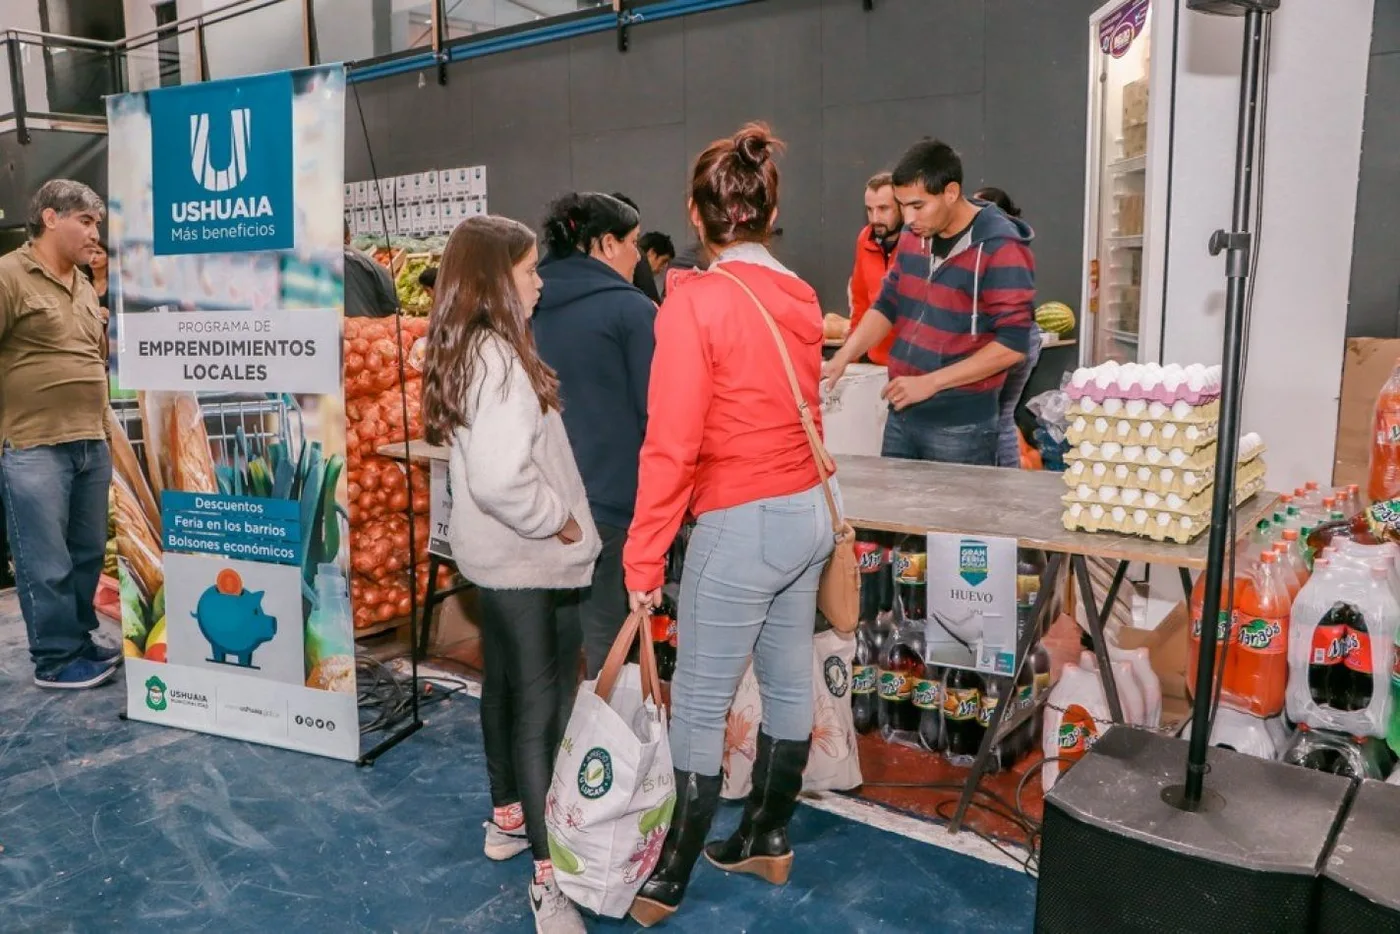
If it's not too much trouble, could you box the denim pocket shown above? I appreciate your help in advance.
[760,503,817,575]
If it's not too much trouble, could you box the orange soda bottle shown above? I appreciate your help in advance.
[1368,362,1400,503]
[1276,528,1310,591]
[1228,550,1291,718]
[1271,541,1301,598]
[1187,567,1249,703]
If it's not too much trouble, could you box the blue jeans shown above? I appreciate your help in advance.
[998,327,1043,467]
[670,483,838,775]
[2,440,113,678]
[881,409,1000,466]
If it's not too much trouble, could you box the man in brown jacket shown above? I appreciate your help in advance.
[0,179,118,689]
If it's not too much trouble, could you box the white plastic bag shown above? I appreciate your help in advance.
[1178,705,1281,760]
[546,613,674,918]
[722,628,864,799]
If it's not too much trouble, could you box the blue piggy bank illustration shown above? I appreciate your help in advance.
[193,574,277,669]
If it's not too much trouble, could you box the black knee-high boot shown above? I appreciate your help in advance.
[703,732,810,884]
[629,769,722,928]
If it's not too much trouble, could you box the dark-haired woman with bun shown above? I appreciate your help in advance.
[534,192,657,678]
[623,124,837,926]
[974,186,1043,468]
[421,214,599,934]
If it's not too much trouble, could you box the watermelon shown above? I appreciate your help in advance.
[1035,301,1076,335]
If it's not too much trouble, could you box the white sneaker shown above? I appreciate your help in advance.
[483,820,529,861]
[529,877,586,934]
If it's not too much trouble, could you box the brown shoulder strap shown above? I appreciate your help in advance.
[595,609,663,706]
[712,266,843,535]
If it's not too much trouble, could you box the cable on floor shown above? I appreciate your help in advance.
[356,653,466,734]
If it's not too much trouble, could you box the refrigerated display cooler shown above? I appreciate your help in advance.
[1082,0,1159,367]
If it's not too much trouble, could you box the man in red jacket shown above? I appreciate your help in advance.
[849,172,901,366]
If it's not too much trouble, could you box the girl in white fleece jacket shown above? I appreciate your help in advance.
[421,215,599,934]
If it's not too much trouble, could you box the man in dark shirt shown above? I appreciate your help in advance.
[638,231,676,298]
[343,221,398,318]
[824,140,1035,466]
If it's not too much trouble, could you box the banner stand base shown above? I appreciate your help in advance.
[358,718,424,767]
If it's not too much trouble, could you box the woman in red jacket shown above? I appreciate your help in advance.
[624,124,838,927]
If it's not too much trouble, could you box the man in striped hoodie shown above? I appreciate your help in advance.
[824,139,1035,466]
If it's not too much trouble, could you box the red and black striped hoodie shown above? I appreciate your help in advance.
[871,201,1035,423]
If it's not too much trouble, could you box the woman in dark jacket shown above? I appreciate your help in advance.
[534,192,657,677]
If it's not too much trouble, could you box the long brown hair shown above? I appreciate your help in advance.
[691,122,785,247]
[421,215,560,445]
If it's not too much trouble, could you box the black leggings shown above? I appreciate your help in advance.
[477,586,582,861]
[580,523,629,679]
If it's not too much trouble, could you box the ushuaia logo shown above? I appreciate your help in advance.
[148,71,295,254]
[191,109,251,192]
[175,108,272,224]
[145,676,168,712]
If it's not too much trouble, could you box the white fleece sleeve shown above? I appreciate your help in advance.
[460,350,571,540]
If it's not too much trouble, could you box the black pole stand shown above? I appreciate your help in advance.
[352,77,429,767]
[1168,0,1275,811]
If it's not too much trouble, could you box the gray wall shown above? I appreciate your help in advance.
[1348,0,1400,338]
[0,129,108,232]
[346,0,1104,317]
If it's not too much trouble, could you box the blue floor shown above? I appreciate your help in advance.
[0,603,1035,933]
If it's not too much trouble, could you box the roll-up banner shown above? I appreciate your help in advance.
[107,66,358,760]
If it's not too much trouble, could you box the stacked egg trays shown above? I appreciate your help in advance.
[1060,362,1267,543]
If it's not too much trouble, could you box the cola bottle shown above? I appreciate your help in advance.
[1310,602,1349,708]
[1032,641,1053,699]
[666,524,691,583]
[1016,548,1048,625]
[851,540,887,735]
[651,598,677,683]
[914,662,945,751]
[851,621,879,734]
[894,544,927,623]
[1343,603,1374,712]
[942,667,986,764]
[878,619,926,745]
[856,539,887,624]
[1001,657,1038,769]
[977,678,1004,769]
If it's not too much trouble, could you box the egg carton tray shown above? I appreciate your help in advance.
[1065,383,1221,406]
[1065,436,1266,472]
[1067,415,1218,452]
[1065,364,1222,406]
[1074,397,1221,424]
[1063,444,1266,495]
[1062,474,1267,544]
[1062,457,1268,517]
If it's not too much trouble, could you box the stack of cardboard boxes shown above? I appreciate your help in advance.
[344,166,488,239]
[1121,77,1149,160]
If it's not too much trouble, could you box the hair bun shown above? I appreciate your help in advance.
[733,122,780,169]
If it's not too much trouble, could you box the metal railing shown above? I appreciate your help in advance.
[0,0,757,141]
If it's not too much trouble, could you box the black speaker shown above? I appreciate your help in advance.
[1317,779,1400,932]
[1036,727,1353,934]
